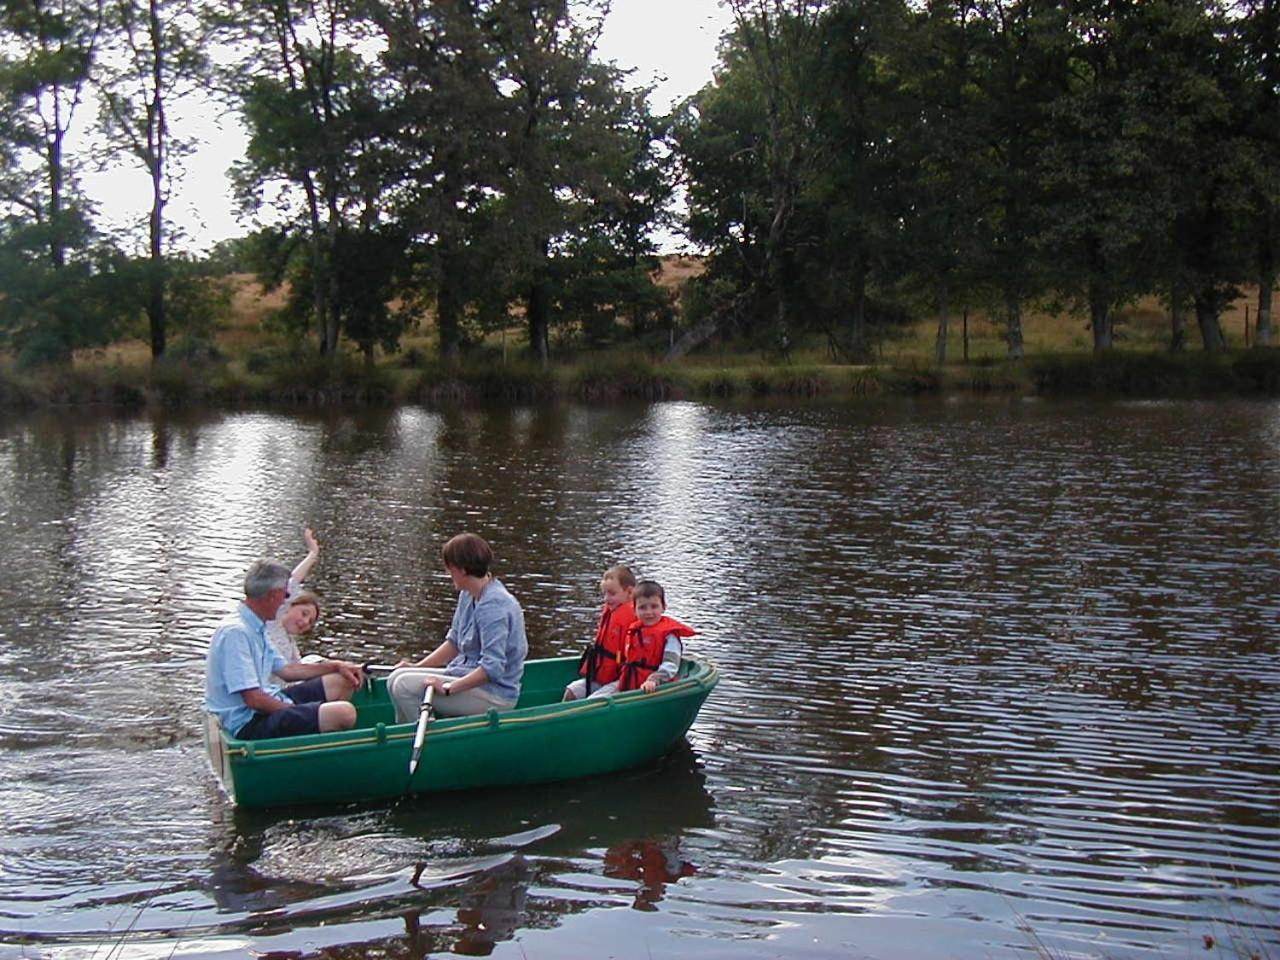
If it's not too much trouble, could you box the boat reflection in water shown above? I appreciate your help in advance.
[205,743,714,957]
[396,743,715,956]
[405,856,532,957]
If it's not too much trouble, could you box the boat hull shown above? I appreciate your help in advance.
[205,655,719,808]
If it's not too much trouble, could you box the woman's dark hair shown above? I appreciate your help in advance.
[441,532,493,578]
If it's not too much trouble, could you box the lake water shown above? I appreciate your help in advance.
[0,397,1277,959]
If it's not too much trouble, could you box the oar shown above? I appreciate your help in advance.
[408,683,436,777]
[362,663,399,694]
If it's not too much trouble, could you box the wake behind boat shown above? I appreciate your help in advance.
[205,655,719,808]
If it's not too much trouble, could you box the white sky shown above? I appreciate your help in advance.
[80,0,734,255]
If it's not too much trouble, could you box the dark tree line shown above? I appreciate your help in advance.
[0,0,1276,367]
[676,0,1280,359]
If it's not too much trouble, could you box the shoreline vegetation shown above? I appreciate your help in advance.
[2,263,1278,410]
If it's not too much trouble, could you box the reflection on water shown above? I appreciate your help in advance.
[603,840,699,912]
[0,399,1278,960]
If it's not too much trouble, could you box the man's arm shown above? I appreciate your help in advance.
[277,658,363,686]
[241,688,288,714]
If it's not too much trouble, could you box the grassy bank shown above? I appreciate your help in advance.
[2,268,1278,408]
[4,346,1280,410]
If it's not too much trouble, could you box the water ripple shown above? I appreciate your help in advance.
[0,400,1277,959]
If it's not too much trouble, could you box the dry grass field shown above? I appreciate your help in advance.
[880,289,1265,366]
[71,256,1268,370]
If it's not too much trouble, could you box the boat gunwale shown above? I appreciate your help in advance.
[218,656,719,761]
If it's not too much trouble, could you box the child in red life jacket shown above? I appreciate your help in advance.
[618,580,695,694]
[563,564,637,701]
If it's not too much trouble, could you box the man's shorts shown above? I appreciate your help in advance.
[234,677,328,740]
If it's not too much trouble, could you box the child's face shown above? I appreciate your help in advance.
[282,602,317,635]
[601,578,631,609]
[634,593,665,626]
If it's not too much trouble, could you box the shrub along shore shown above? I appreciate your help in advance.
[3,347,1280,410]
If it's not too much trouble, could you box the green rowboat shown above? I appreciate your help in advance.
[205,655,719,809]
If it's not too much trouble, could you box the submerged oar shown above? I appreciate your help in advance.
[408,683,436,777]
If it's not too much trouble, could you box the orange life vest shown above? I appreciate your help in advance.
[618,616,695,692]
[577,600,635,690]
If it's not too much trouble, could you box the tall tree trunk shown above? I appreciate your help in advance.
[301,174,328,354]
[1005,290,1024,360]
[1257,273,1274,348]
[527,238,551,366]
[1169,280,1187,352]
[527,276,550,366]
[323,208,341,355]
[1194,290,1226,352]
[437,245,462,364]
[1086,237,1111,352]
[146,237,166,359]
[1089,279,1111,352]
[145,0,166,359]
[849,254,868,360]
[767,243,791,354]
[48,122,66,271]
[1256,229,1274,347]
[47,91,74,364]
[935,276,950,365]
[665,290,752,361]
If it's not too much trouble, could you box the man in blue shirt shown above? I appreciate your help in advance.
[206,560,364,739]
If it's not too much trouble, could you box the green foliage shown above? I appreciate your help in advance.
[549,237,670,349]
[364,0,673,362]
[5,0,1271,375]
[165,260,234,346]
[671,0,1271,360]
[223,0,395,356]
[333,225,409,360]
[567,353,665,400]
[234,226,320,340]
[1027,350,1280,395]
[200,236,259,275]
[266,352,398,403]
[0,224,137,367]
[414,359,558,404]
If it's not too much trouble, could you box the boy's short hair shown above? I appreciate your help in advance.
[603,564,637,589]
[633,579,665,604]
[441,532,493,578]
